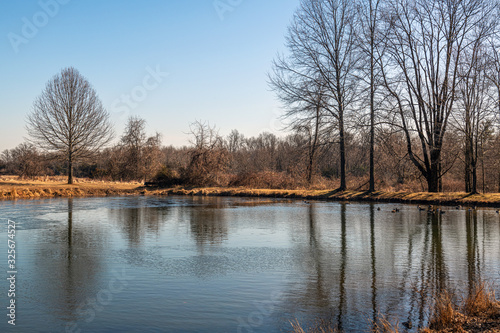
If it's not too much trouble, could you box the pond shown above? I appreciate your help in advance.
[0,196,499,332]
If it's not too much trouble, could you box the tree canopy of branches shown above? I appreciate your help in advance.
[26,67,113,184]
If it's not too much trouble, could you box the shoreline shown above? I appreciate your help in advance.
[2,179,500,207]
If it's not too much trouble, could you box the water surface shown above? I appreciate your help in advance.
[0,196,499,332]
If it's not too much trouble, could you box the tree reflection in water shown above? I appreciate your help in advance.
[34,198,105,322]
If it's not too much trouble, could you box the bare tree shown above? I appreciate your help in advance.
[185,120,228,186]
[117,116,163,182]
[356,0,385,192]
[456,25,497,193]
[269,62,329,183]
[27,67,113,184]
[486,36,500,190]
[382,0,496,192]
[272,0,361,190]
[120,116,147,180]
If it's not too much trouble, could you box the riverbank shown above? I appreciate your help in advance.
[2,176,500,207]
[157,187,500,207]
[0,176,141,199]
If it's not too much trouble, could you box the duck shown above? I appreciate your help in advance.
[402,321,413,329]
[391,209,397,213]
[496,210,499,214]
[377,207,381,211]
[417,205,426,211]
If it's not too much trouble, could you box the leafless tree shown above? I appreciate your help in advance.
[185,120,228,186]
[356,0,385,192]
[455,25,497,193]
[26,67,113,184]
[269,61,329,183]
[117,116,163,182]
[120,116,147,180]
[381,0,496,192]
[271,0,361,190]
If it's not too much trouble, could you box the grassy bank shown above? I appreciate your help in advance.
[2,176,500,207]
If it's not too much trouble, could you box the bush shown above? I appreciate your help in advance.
[150,166,183,186]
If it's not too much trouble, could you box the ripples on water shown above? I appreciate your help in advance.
[0,196,499,332]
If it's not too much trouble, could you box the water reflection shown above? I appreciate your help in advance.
[186,197,228,250]
[283,204,500,331]
[33,198,105,322]
[108,197,170,245]
[466,210,480,294]
[369,204,377,329]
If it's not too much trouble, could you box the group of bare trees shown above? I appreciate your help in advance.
[270,0,500,193]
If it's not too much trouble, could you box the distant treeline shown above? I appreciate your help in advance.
[2,116,500,192]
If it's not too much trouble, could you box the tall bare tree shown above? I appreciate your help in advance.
[272,0,360,190]
[456,22,497,193]
[27,67,113,184]
[382,0,495,192]
[357,0,384,192]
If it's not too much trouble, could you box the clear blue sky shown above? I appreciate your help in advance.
[0,0,300,151]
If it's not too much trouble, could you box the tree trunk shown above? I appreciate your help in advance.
[68,152,73,185]
[428,152,440,192]
[307,155,314,184]
[307,105,321,184]
[471,160,478,194]
[339,111,347,191]
[369,22,375,193]
[438,161,443,192]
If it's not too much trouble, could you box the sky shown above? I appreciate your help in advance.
[0,0,301,151]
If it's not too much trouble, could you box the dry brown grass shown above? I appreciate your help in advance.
[0,175,142,199]
[427,291,463,331]
[371,314,402,333]
[463,283,500,319]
